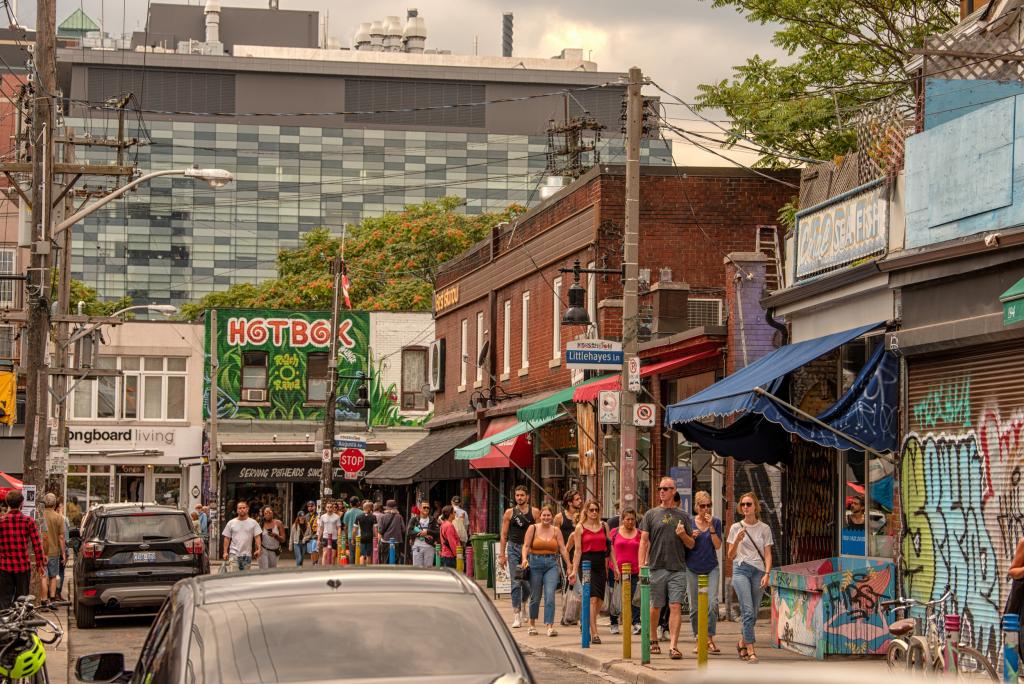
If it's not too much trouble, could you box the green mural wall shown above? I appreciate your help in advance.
[203,309,428,426]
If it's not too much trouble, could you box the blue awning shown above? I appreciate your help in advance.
[665,322,883,424]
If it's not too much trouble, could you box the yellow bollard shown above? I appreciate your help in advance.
[697,573,709,668]
[622,563,632,660]
[355,528,361,565]
[456,545,465,573]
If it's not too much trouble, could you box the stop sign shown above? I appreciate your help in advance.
[339,448,365,473]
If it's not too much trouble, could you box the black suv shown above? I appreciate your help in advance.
[74,503,209,629]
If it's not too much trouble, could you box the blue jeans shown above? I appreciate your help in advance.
[686,566,719,637]
[731,562,764,643]
[609,573,640,627]
[293,543,304,566]
[507,542,530,611]
[527,554,560,625]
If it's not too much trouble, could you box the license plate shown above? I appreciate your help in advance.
[132,552,156,563]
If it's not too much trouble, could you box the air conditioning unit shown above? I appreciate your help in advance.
[242,388,266,402]
[428,338,445,392]
[541,457,565,479]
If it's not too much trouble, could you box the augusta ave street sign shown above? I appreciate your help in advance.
[566,339,623,370]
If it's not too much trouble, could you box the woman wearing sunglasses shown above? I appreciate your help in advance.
[571,500,618,645]
[726,492,773,664]
[686,490,722,654]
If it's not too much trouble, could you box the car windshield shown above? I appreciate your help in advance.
[190,592,515,682]
[102,513,192,542]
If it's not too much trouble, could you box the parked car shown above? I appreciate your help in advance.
[73,503,209,629]
[75,566,534,684]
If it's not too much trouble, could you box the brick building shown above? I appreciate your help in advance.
[413,164,798,529]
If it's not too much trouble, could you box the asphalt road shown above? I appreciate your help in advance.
[66,613,622,683]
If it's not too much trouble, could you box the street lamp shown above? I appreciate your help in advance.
[55,166,234,234]
[559,259,624,327]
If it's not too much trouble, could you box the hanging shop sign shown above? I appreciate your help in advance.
[795,179,888,280]
[566,339,623,370]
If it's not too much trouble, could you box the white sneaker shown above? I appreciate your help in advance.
[609,624,620,635]
[548,627,558,637]
[632,624,641,635]
[512,612,522,629]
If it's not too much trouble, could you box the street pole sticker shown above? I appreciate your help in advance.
[633,403,656,427]
[627,357,641,392]
[321,448,332,463]
[599,390,621,425]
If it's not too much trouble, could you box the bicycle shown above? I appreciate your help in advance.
[0,596,64,684]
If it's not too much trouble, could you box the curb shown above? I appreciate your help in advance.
[523,643,674,684]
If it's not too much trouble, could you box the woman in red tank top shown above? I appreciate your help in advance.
[570,500,618,645]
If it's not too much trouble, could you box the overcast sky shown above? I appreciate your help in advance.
[38,0,786,165]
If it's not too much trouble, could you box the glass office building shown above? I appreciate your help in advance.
[68,117,673,304]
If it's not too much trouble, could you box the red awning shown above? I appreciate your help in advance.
[469,416,535,470]
[572,347,721,403]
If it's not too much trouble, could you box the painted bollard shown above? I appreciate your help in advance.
[622,563,632,660]
[697,573,709,668]
[372,534,379,564]
[466,544,474,576]
[945,614,961,675]
[354,528,362,565]
[640,567,651,665]
[434,543,442,567]
[1004,613,1020,684]
[582,560,592,648]
[456,545,465,573]
[388,538,397,565]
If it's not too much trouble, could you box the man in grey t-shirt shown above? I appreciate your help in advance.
[639,476,695,659]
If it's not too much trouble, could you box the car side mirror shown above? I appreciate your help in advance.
[75,653,126,682]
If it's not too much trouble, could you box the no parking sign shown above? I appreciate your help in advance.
[632,403,655,427]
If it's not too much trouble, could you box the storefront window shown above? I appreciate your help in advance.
[868,453,895,557]
[66,465,112,513]
[155,474,181,507]
[842,451,867,556]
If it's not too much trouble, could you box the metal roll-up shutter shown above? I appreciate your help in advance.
[903,342,1024,664]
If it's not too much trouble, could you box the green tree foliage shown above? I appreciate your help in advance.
[69,279,133,317]
[696,0,958,166]
[179,197,524,319]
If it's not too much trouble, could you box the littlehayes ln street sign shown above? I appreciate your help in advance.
[566,339,623,370]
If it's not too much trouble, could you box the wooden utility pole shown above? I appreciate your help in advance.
[619,66,643,513]
[320,256,344,502]
[22,0,57,497]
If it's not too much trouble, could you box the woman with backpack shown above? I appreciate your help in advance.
[571,499,618,645]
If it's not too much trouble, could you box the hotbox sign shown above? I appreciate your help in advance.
[225,317,356,350]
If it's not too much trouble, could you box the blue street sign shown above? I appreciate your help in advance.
[334,437,367,449]
[565,348,624,369]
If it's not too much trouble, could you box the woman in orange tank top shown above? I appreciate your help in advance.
[521,505,572,636]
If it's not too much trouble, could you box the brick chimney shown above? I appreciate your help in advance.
[723,252,777,375]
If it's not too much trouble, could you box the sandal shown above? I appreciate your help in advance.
[670,648,683,660]
[748,653,759,664]
[650,642,662,655]
[709,641,721,654]
[591,634,602,645]
[528,627,538,635]
[737,642,749,660]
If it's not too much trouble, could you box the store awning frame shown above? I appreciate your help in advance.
[516,375,609,423]
[454,413,563,461]
[365,426,477,486]
[573,345,720,403]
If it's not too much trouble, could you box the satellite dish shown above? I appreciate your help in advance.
[477,338,490,367]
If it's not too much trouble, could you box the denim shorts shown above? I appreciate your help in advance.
[650,568,686,609]
[45,557,60,578]
[360,542,373,558]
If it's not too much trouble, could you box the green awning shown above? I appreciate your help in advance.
[515,375,612,424]
[1000,276,1024,326]
[454,413,563,460]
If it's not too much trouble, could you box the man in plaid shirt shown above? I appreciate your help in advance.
[0,490,44,609]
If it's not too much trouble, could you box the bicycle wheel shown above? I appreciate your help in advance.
[906,638,931,671]
[886,640,908,670]
[955,645,998,681]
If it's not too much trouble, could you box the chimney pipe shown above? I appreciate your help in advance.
[204,0,221,45]
[502,12,513,57]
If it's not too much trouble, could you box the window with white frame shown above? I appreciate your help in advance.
[688,298,724,328]
[502,300,511,377]
[73,356,187,420]
[552,277,562,360]
[520,291,530,370]
[460,318,468,388]
[587,261,597,334]
[475,312,484,384]
[0,250,14,307]
[0,325,14,359]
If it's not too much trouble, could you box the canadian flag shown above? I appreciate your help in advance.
[340,260,352,309]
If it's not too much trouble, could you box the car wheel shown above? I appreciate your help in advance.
[75,600,96,629]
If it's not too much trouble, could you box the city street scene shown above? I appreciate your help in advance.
[0,0,1013,682]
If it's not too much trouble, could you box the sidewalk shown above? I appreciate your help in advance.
[492,593,886,684]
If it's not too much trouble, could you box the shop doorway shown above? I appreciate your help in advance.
[117,467,145,503]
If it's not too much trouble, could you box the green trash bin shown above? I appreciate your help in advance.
[472,533,498,582]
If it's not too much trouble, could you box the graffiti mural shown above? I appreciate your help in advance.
[901,392,1024,665]
[772,558,894,658]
